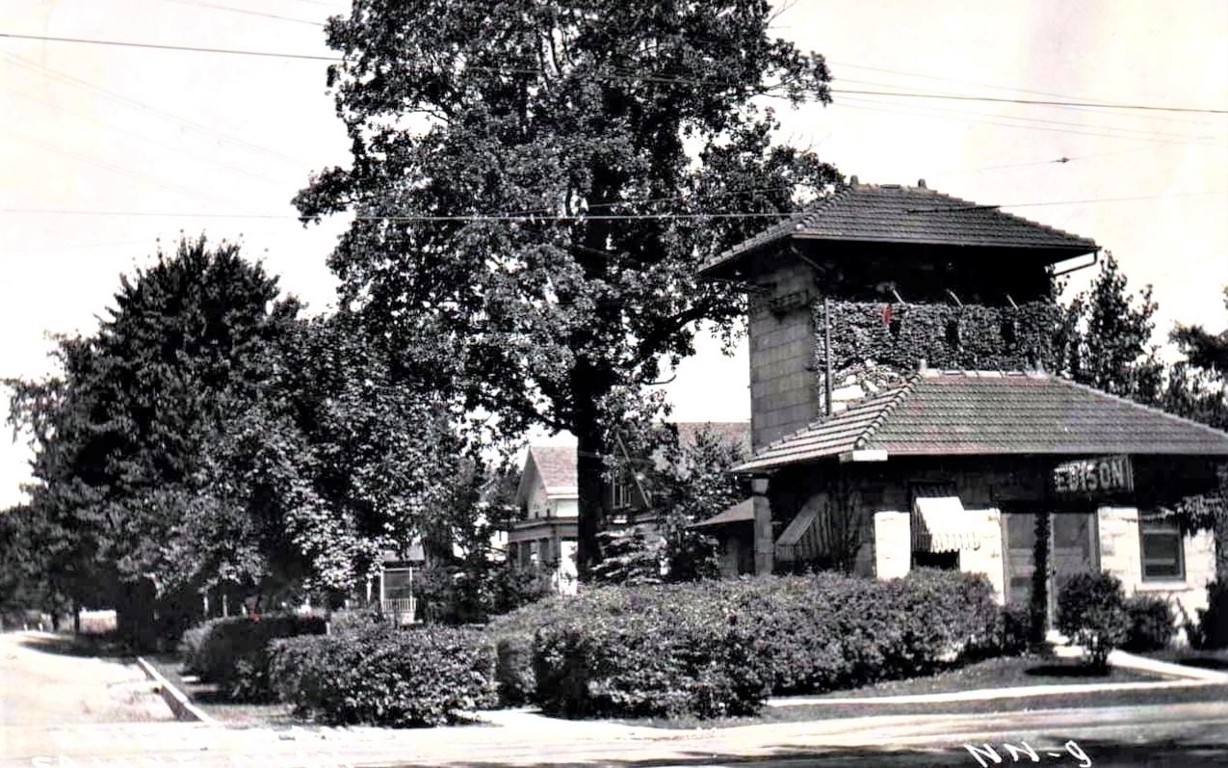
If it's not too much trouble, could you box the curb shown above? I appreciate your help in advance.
[135,656,217,724]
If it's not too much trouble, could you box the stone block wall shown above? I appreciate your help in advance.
[874,511,910,580]
[1098,506,1217,640]
[748,262,821,450]
[959,508,1006,604]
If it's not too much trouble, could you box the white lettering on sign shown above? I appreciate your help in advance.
[1052,455,1133,498]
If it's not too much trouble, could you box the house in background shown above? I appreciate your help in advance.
[701,178,1228,634]
[510,445,580,593]
[510,422,751,590]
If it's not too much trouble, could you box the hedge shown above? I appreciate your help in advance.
[269,624,497,727]
[180,613,326,701]
[494,569,1003,718]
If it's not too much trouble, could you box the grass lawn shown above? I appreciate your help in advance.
[145,653,299,726]
[620,653,1200,730]
[802,653,1161,700]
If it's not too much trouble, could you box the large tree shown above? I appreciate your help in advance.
[295,0,840,573]
[195,310,468,605]
[6,237,296,645]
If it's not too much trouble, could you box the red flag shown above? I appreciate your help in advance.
[883,304,893,326]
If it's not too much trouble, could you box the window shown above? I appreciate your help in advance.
[1140,515,1184,581]
[612,475,633,510]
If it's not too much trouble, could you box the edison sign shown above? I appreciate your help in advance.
[1051,455,1134,498]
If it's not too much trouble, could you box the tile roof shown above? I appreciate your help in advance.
[734,371,1228,473]
[527,445,579,497]
[523,422,751,495]
[691,498,755,528]
[701,181,1099,277]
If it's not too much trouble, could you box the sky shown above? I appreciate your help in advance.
[1,0,1226,508]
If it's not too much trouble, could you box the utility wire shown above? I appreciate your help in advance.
[837,96,1227,145]
[0,32,339,62]
[2,31,1226,115]
[4,52,315,169]
[161,0,326,27]
[4,191,1226,222]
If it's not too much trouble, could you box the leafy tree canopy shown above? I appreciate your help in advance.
[1057,252,1163,404]
[295,0,841,573]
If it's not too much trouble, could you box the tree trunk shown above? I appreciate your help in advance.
[574,403,607,581]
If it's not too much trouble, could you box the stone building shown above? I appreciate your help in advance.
[699,179,1228,631]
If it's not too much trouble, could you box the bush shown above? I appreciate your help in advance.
[532,586,764,719]
[181,613,326,701]
[269,624,497,727]
[1195,578,1228,649]
[1122,595,1176,652]
[1056,572,1129,669]
[505,569,1002,719]
[327,607,386,633]
[999,604,1033,656]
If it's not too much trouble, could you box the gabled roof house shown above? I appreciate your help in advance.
[509,423,751,590]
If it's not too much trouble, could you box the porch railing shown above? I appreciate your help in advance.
[381,597,417,625]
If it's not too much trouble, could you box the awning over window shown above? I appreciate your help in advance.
[912,495,980,552]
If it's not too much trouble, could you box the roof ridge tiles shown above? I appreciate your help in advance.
[750,388,897,454]
[854,375,919,449]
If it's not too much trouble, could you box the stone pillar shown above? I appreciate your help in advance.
[960,509,1006,605]
[874,511,911,580]
[752,476,774,575]
[1097,507,1141,592]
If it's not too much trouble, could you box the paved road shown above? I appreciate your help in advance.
[3,630,1227,767]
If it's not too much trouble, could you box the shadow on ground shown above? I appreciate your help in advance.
[1023,663,1113,678]
[1177,657,1228,671]
[18,632,131,661]
[393,738,1228,767]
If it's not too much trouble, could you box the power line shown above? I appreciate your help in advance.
[830,88,1228,116]
[0,32,339,62]
[4,190,1226,222]
[829,60,1228,132]
[834,79,1225,142]
[1,85,287,187]
[837,95,1227,146]
[161,0,327,27]
[3,31,1226,116]
[4,52,315,169]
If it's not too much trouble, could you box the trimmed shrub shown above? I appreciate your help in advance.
[1122,595,1176,652]
[1196,578,1228,649]
[532,586,764,719]
[512,569,1002,718]
[327,607,385,633]
[485,594,577,706]
[494,635,536,706]
[181,613,326,701]
[999,604,1033,656]
[1056,572,1129,670]
[269,624,498,727]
